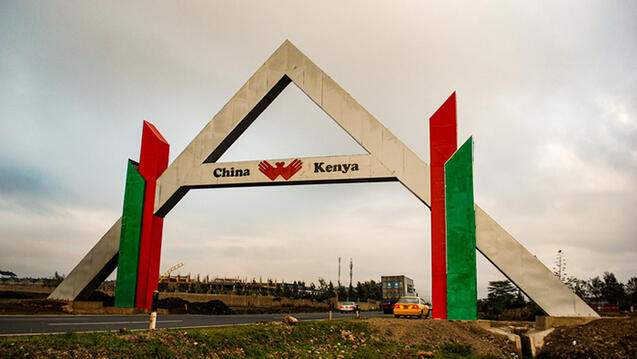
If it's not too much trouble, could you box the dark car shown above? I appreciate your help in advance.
[381,299,397,314]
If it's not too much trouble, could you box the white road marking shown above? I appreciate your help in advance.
[48,320,183,326]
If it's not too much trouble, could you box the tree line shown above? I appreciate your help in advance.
[563,272,636,310]
[479,272,636,320]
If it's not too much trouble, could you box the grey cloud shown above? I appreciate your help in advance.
[0,159,50,195]
[1,1,635,297]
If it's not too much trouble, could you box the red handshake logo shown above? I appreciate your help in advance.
[258,159,302,181]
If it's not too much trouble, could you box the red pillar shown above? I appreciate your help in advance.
[135,121,169,309]
[429,92,457,319]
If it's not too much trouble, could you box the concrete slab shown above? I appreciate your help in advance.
[535,316,600,330]
[521,328,554,358]
[486,327,523,358]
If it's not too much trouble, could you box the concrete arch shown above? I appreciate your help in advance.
[50,40,597,317]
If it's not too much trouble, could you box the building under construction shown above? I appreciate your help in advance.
[159,274,319,296]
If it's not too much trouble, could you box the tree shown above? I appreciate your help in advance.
[478,280,544,320]
[318,278,327,291]
[484,280,520,315]
[356,281,367,301]
[565,276,588,300]
[513,289,526,308]
[625,277,637,307]
[336,285,346,300]
[587,276,604,298]
[487,280,517,299]
[314,278,336,302]
[282,283,293,298]
[369,280,382,300]
[602,272,625,308]
[273,283,283,297]
[328,281,335,294]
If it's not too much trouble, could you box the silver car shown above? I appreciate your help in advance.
[339,301,359,313]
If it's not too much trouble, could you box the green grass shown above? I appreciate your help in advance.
[0,319,506,358]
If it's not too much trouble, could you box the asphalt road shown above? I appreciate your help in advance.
[0,311,387,336]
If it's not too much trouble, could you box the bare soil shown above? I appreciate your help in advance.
[0,299,67,314]
[0,291,48,300]
[0,319,516,358]
[367,317,518,357]
[538,316,637,359]
[0,293,331,315]
[158,297,234,315]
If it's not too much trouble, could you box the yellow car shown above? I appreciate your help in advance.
[393,296,430,318]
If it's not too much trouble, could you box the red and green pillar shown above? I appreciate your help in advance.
[135,121,169,309]
[445,137,477,320]
[114,121,169,309]
[429,92,457,319]
[114,160,146,308]
[429,93,477,320]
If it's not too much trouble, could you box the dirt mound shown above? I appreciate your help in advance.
[232,305,329,314]
[538,316,637,359]
[0,299,67,314]
[367,318,518,357]
[86,290,114,306]
[0,291,48,299]
[158,297,234,315]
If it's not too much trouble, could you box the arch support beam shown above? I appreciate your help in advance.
[49,219,121,301]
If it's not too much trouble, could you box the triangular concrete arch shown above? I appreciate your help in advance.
[51,40,597,317]
[153,40,426,216]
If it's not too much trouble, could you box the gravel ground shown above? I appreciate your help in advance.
[367,317,519,357]
[538,316,636,359]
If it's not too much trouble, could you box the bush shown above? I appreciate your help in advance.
[440,343,472,355]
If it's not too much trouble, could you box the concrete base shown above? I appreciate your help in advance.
[105,307,159,315]
[474,319,491,329]
[485,327,523,358]
[71,301,104,314]
[521,328,554,358]
[535,315,599,330]
[521,316,603,357]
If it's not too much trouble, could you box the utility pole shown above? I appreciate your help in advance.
[338,257,341,288]
[349,258,353,300]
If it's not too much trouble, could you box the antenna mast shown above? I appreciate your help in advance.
[338,257,341,288]
[349,258,353,289]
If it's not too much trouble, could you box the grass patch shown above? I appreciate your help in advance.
[0,319,507,358]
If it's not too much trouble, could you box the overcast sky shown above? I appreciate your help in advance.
[1,1,636,300]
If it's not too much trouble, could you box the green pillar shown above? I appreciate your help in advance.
[115,160,146,308]
[445,137,477,320]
